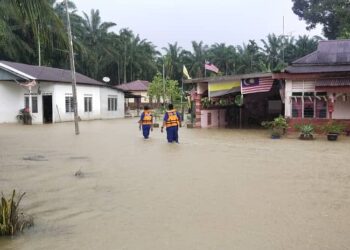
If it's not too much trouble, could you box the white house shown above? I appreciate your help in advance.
[0,61,125,124]
[277,40,350,129]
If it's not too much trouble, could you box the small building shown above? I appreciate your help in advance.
[279,40,350,128]
[0,61,125,124]
[185,73,282,128]
[117,80,151,110]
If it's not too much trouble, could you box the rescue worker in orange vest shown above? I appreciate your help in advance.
[138,106,153,139]
[161,104,182,143]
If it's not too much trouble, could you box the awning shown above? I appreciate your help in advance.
[208,81,240,98]
[316,78,350,87]
[315,77,350,93]
[315,78,350,92]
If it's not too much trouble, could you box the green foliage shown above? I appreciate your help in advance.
[294,124,314,136]
[292,0,350,39]
[234,95,244,107]
[0,190,33,236]
[261,115,288,129]
[261,116,288,134]
[148,73,180,104]
[321,122,346,134]
[0,1,322,84]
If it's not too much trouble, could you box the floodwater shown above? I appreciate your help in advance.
[0,119,350,250]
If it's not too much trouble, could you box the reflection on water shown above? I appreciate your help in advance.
[1,119,350,250]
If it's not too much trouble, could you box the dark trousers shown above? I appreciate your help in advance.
[166,126,178,143]
[142,125,151,139]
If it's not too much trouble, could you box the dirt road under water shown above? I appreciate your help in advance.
[0,119,350,250]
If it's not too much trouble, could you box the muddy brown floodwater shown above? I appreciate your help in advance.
[0,119,350,250]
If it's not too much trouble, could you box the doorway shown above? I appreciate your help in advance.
[42,95,53,123]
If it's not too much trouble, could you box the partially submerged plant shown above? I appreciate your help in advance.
[321,122,346,134]
[295,124,315,139]
[0,190,33,236]
[261,115,288,138]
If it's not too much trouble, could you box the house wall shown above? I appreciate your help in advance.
[0,81,125,124]
[333,95,350,119]
[128,91,149,103]
[201,109,227,128]
[100,87,125,119]
[0,81,26,123]
[52,83,101,122]
[285,79,350,120]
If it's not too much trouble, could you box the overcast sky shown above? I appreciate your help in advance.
[72,0,322,51]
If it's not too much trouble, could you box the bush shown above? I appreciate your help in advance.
[0,190,33,236]
[261,116,288,138]
[261,115,288,130]
[321,122,346,134]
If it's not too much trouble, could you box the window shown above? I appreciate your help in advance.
[84,96,92,112]
[303,92,314,118]
[108,96,118,111]
[24,96,38,113]
[65,96,74,113]
[291,92,327,118]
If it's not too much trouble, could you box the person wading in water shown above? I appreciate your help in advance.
[161,104,182,143]
[138,105,153,139]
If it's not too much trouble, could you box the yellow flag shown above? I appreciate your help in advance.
[183,65,191,79]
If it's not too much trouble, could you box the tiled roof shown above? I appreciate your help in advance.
[0,61,104,86]
[117,80,150,91]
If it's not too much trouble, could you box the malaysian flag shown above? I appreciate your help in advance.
[204,62,219,73]
[241,77,274,94]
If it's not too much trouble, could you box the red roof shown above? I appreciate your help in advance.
[117,80,150,91]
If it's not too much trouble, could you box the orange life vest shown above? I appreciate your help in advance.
[165,109,179,128]
[142,111,153,125]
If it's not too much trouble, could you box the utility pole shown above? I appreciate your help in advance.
[282,16,285,64]
[162,61,165,104]
[65,0,79,135]
[38,26,41,66]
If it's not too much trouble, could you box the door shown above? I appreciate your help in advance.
[42,95,53,123]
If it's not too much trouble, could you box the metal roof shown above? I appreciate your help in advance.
[117,80,150,91]
[315,78,350,87]
[0,61,104,86]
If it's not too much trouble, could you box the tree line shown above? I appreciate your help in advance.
[2,0,344,85]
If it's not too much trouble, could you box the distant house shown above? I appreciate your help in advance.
[0,61,125,124]
[279,40,350,127]
[117,80,151,110]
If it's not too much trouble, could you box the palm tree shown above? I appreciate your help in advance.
[162,42,183,80]
[190,41,208,77]
[0,0,66,66]
[208,43,237,75]
[78,9,116,79]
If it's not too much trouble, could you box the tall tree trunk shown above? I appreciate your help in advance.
[123,44,127,83]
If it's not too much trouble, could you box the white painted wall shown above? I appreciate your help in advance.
[0,81,25,123]
[0,81,125,124]
[284,80,293,118]
[333,96,350,119]
[100,87,125,119]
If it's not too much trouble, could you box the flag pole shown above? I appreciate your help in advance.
[181,77,184,121]
[65,0,79,135]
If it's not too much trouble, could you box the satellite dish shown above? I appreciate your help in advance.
[103,77,110,83]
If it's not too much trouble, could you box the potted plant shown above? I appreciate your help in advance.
[295,124,315,140]
[261,115,288,139]
[321,122,345,141]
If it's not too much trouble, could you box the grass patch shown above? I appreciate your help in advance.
[0,190,33,236]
